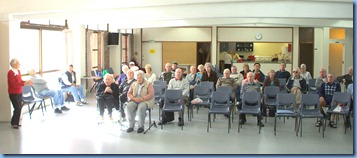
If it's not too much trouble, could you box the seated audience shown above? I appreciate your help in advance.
[275,62,291,81]
[159,63,174,84]
[252,62,265,85]
[216,68,237,103]
[346,83,353,127]
[342,66,353,90]
[116,65,129,86]
[262,69,280,92]
[300,64,312,84]
[240,63,251,79]
[286,67,308,105]
[230,66,244,102]
[144,64,157,84]
[316,73,341,128]
[202,62,218,90]
[118,69,136,121]
[186,65,200,101]
[159,68,189,126]
[29,69,69,113]
[96,74,119,121]
[60,64,88,106]
[315,68,327,91]
[126,71,154,133]
[239,72,264,127]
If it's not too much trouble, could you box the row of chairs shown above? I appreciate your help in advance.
[152,80,352,137]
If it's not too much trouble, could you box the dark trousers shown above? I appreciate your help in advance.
[119,95,127,118]
[9,94,22,126]
[96,95,114,116]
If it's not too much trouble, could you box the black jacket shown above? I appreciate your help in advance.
[96,82,119,106]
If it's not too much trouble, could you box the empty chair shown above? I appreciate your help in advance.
[308,79,317,94]
[274,93,298,136]
[263,86,280,123]
[161,90,184,130]
[326,92,351,134]
[90,70,102,92]
[189,85,211,121]
[299,94,325,137]
[207,91,231,133]
[238,91,262,134]
[198,81,214,111]
[22,86,45,119]
[216,86,235,121]
[278,78,287,93]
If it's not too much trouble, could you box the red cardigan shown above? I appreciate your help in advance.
[8,70,25,94]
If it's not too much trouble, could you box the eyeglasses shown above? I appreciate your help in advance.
[293,71,298,73]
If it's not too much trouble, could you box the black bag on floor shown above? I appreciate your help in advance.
[159,100,175,122]
[65,93,74,102]
[262,106,276,117]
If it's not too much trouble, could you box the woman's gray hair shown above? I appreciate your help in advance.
[204,62,212,68]
[134,70,145,80]
[9,58,19,67]
[103,74,114,83]
[300,63,306,68]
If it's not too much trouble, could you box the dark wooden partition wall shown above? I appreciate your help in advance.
[299,28,314,78]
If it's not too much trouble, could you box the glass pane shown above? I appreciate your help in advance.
[13,29,39,73]
[42,30,66,71]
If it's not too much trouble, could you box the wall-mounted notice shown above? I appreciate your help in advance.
[149,49,156,54]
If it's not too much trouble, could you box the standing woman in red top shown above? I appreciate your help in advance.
[8,58,33,129]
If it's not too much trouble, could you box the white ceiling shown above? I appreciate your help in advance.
[1,0,353,29]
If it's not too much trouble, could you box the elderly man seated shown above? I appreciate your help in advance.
[29,69,69,113]
[126,71,154,133]
[216,68,237,107]
[96,74,119,121]
[286,67,308,105]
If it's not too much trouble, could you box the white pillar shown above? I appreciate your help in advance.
[0,20,12,122]
[211,26,217,65]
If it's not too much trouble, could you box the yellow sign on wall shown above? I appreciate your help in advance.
[149,49,156,54]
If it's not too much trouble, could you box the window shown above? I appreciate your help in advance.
[42,30,66,71]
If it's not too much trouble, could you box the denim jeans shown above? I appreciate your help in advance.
[61,85,85,102]
[39,89,64,108]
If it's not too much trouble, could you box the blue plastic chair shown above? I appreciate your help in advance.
[207,91,231,133]
[263,86,280,123]
[189,85,211,121]
[161,90,184,130]
[299,94,325,137]
[275,93,298,136]
[326,92,351,134]
[238,91,262,134]
[22,86,45,119]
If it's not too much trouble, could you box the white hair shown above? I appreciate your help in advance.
[9,58,19,68]
[122,65,129,72]
[131,66,139,72]
[134,70,145,80]
[103,74,114,83]
[300,63,306,68]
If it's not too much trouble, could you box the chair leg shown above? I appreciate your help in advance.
[274,116,277,136]
[258,115,261,134]
[238,113,241,133]
[228,114,231,133]
[42,99,47,112]
[207,114,210,132]
[299,118,303,137]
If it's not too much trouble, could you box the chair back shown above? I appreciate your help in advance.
[154,80,167,97]
[300,94,320,112]
[22,85,36,102]
[276,93,296,111]
[164,89,183,107]
[242,91,261,110]
[264,86,280,98]
[331,92,351,111]
[217,86,232,96]
[200,81,214,95]
[153,84,162,104]
[193,85,211,103]
[308,79,317,93]
[211,91,230,107]
[278,78,287,92]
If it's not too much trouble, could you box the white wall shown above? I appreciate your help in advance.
[218,28,293,42]
[142,28,211,42]
[0,21,11,122]
[314,28,324,78]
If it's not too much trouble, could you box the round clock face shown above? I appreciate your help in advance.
[255,33,262,40]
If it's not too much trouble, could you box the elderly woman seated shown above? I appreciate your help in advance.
[126,71,154,133]
[96,74,119,121]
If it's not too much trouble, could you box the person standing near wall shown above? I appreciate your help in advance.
[224,51,233,70]
[8,58,33,129]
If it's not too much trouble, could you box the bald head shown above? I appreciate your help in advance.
[28,69,36,76]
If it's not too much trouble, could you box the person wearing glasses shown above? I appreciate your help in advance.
[286,67,308,105]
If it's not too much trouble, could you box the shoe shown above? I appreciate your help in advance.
[61,106,70,111]
[76,102,83,106]
[315,121,322,127]
[239,119,246,125]
[178,118,184,126]
[109,115,113,121]
[81,100,88,104]
[120,117,127,122]
[137,127,144,133]
[329,121,337,128]
[12,125,19,129]
[127,127,134,133]
[158,120,167,125]
[224,114,230,118]
[54,108,63,113]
